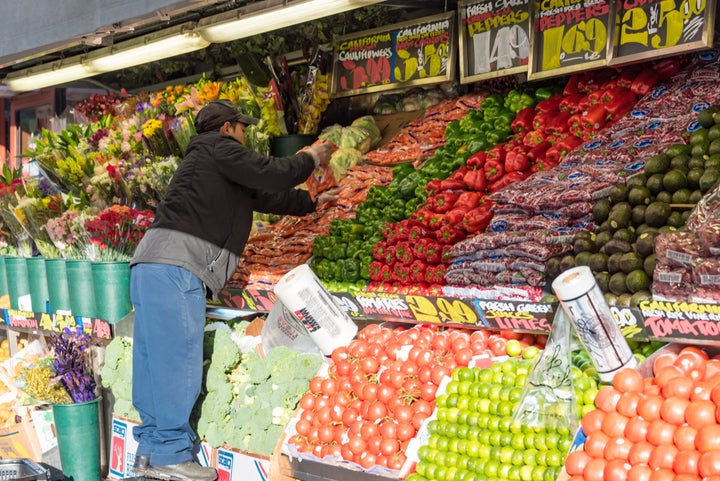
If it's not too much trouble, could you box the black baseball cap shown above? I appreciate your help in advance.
[194,100,260,133]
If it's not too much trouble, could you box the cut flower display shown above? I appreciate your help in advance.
[84,204,154,261]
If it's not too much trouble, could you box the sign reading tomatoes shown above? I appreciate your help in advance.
[529,0,612,79]
[610,0,715,64]
[458,0,532,83]
[331,12,456,98]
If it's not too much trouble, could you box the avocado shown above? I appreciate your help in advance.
[621,252,645,274]
[574,230,594,242]
[698,107,720,128]
[682,209,692,224]
[689,189,704,204]
[687,168,704,189]
[609,272,629,295]
[705,156,720,170]
[646,173,666,195]
[699,169,720,192]
[595,271,610,292]
[709,139,720,156]
[607,252,625,274]
[635,224,658,237]
[594,230,613,249]
[559,255,576,272]
[546,257,561,279]
[605,293,618,306]
[631,205,648,227]
[691,141,710,157]
[616,293,634,307]
[613,227,636,244]
[671,188,692,204]
[663,169,689,192]
[609,202,633,230]
[592,198,612,223]
[688,157,705,170]
[626,269,651,294]
[635,231,658,258]
[658,225,678,234]
[656,191,673,203]
[664,143,693,157]
[630,290,653,307]
[645,201,672,227]
[644,154,671,175]
[644,254,657,278]
[626,174,648,189]
[608,184,629,204]
[628,185,653,206]
[574,251,593,266]
[574,237,597,255]
[588,252,609,273]
[709,125,720,142]
[603,239,633,255]
[670,154,691,172]
[667,211,685,229]
[690,128,710,145]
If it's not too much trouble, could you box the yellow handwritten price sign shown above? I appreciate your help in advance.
[528,0,613,80]
[609,0,716,65]
[458,0,532,83]
[405,295,479,325]
[331,12,456,98]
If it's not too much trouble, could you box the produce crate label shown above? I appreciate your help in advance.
[473,300,555,332]
[638,300,720,343]
[215,448,269,481]
[109,417,139,479]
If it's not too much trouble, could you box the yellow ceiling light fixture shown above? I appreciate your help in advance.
[199,0,385,43]
[88,22,210,73]
[4,55,97,92]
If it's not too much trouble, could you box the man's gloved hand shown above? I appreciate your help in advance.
[305,142,333,167]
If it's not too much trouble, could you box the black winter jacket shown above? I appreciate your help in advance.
[151,130,317,256]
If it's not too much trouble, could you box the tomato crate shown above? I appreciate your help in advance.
[281,454,399,481]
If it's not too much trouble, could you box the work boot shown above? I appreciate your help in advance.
[143,461,218,481]
[132,456,150,477]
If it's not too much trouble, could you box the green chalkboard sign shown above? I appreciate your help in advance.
[609,0,716,65]
[330,12,456,98]
[458,0,532,83]
[528,0,614,80]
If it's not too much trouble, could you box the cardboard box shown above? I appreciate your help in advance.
[108,416,214,479]
[0,417,43,461]
[372,111,424,149]
[215,447,270,481]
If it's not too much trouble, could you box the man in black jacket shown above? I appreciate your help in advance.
[130,100,333,481]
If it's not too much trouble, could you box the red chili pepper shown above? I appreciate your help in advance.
[426,192,458,214]
[436,225,465,245]
[425,179,442,196]
[409,259,427,284]
[369,261,384,281]
[535,94,564,113]
[630,69,659,96]
[455,191,481,211]
[488,171,529,192]
[511,107,536,133]
[463,168,487,192]
[559,94,584,114]
[582,104,608,131]
[462,206,494,233]
[505,149,530,173]
[443,208,468,227]
[438,179,466,192]
[425,242,443,264]
[527,141,552,162]
[548,111,572,135]
[483,158,505,183]
[466,151,487,169]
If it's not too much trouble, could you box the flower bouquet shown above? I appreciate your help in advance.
[45,209,95,259]
[84,204,154,261]
[124,154,180,209]
[13,193,64,258]
[0,191,32,257]
[142,117,181,157]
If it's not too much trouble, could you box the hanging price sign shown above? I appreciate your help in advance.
[458,0,532,83]
[353,292,479,326]
[472,299,556,333]
[528,0,613,80]
[609,0,716,65]
[331,12,456,98]
[638,299,720,344]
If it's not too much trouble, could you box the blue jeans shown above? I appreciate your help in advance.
[130,263,206,466]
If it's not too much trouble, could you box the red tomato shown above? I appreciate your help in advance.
[686,399,716,430]
[613,368,644,393]
[454,347,473,367]
[624,417,650,444]
[603,459,631,481]
[648,444,678,470]
[690,381,714,401]
[582,457,607,481]
[659,396,690,425]
[584,430,611,458]
[603,437,633,461]
[627,464,652,481]
[396,421,415,442]
[673,475,701,481]
[379,420,397,439]
[674,449,701,475]
[367,401,387,422]
[704,359,720,381]
[654,365,685,389]
[595,386,622,412]
[581,409,606,435]
[699,450,720,478]
[616,391,642,417]
[646,419,676,446]
[379,437,399,457]
[628,440,653,465]
[696,425,720,452]
[648,468,675,481]
[393,405,414,424]
[602,412,630,438]
[347,434,366,455]
[637,393,664,421]
[309,376,324,394]
[661,375,694,399]
[652,351,679,376]
[673,425,699,451]
[565,449,592,476]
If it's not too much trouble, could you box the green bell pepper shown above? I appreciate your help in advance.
[360,256,372,280]
[391,163,415,182]
[397,171,422,199]
[342,258,361,282]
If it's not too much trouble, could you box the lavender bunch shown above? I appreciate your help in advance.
[49,327,97,403]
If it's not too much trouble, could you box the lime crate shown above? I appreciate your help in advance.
[0,459,49,481]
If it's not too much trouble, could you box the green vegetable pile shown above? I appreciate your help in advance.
[192,322,323,455]
[100,336,138,421]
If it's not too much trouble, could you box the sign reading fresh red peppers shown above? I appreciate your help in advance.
[330,1,713,90]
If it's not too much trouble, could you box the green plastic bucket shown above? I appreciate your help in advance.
[66,259,97,319]
[270,134,316,157]
[4,256,30,311]
[46,258,72,313]
[92,261,132,324]
[0,256,9,298]
[26,256,49,313]
[52,397,101,481]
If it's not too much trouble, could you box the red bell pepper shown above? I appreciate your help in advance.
[522,130,546,146]
[380,264,393,282]
[443,208,468,227]
[527,140,552,162]
[533,112,554,132]
[488,171,529,192]
[463,168,487,192]
[653,58,681,79]
[425,179,442,196]
[442,244,454,263]
[604,89,637,119]
[556,135,583,157]
[530,158,559,173]
[587,88,606,105]
[559,94,584,114]
[396,219,423,240]
[439,179,466,192]
[630,69,659,97]
[548,111,572,135]
[408,223,428,241]
[449,165,469,182]
[511,107,536,133]
[616,66,641,88]
[409,259,427,284]
[463,205,494,233]
[384,245,397,265]
[484,158,505,183]
[416,209,443,229]
[425,242,443,264]
[505,149,530,173]
[437,225,465,245]
[395,241,414,265]
[426,192,458,214]
[455,191,481,211]
[413,237,431,260]
[393,264,410,284]
[582,104,608,131]
[373,241,387,261]
[535,94,564,113]
[369,261,384,281]
[466,151,487,169]
[563,74,581,95]
[487,145,507,162]
[568,114,584,138]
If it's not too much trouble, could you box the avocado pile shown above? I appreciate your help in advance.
[545,105,720,307]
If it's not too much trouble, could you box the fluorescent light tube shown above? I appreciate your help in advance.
[199,0,384,43]
[5,57,96,92]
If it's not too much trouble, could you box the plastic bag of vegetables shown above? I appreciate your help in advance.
[329,147,363,180]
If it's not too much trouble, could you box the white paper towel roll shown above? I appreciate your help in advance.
[274,264,358,355]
